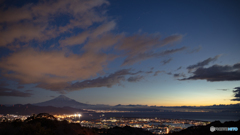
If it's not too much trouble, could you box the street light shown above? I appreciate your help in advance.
[78,114,82,125]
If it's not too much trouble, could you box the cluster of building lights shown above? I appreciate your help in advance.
[0,114,209,134]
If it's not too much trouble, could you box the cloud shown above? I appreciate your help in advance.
[154,71,163,76]
[0,4,32,23]
[121,47,186,66]
[167,72,172,75]
[0,87,32,97]
[65,69,143,91]
[181,63,240,81]
[59,21,119,48]
[25,90,33,92]
[36,82,70,94]
[115,34,183,65]
[216,89,228,91]
[117,34,162,55]
[159,47,187,55]
[83,33,123,53]
[173,73,186,78]
[0,22,49,47]
[0,82,9,87]
[59,31,90,47]
[127,75,144,82]
[188,46,202,53]
[146,71,153,74]
[91,21,116,38]
[231,87,240,101]
[160,35,183,46]
[17,86,24,89]
[36,69,143,93]
[161,58,172,65]
[0,48,114,84]
[159,46,187,56]
[0,0,109,47]
[176,66,182,71]
[187,55,221,72]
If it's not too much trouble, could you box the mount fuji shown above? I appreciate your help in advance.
[34,95,90,108]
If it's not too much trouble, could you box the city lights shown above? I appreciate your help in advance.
[0,114,209,134]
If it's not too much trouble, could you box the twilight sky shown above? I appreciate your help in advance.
[0,0,240,106]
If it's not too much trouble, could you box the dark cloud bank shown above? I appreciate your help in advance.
[0,87,32,97]
[231,87,240,101]
[69,69,143,90]
[181,63,240,81]
[37,69,144,93]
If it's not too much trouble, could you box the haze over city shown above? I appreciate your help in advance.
[0,0,240,107]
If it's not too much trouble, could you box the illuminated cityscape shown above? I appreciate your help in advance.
[0,113,210,134]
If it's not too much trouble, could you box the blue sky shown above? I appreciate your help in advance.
[0,0,239,106]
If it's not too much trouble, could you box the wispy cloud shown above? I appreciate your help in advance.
[161,58,172,65]
[83,33,123,53]
[127,75,144,82]
[187,55,221,72]
[231,87,240,101]
[59,31,90,47]
[17,86,24,89]
[116,34,183,65]
[173,73,186,78]
[145,71,153,74]
[0,87,33,97]
[188,46,202,54]
[216,89,228,91]
[66,69,143,91]
[121,47,186,66]
[154,71,163,76]
[59,21,118,48]
[175,66,182,71]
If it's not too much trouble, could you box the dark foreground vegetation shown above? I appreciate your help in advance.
[0,113,239,135]
[169,120,240,135]
[0,113,153,135]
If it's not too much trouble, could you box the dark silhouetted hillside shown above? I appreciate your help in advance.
[0,113,153,135]
[99,126,153,135]
[0,114,98,135]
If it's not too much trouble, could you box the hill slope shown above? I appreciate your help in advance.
[34,95,89,108]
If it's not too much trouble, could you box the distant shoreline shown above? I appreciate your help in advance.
[79,111,239,123]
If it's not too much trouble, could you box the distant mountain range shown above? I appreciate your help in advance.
[31,95,240,113]
[0,104,89,115]
[1,95,239,114]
